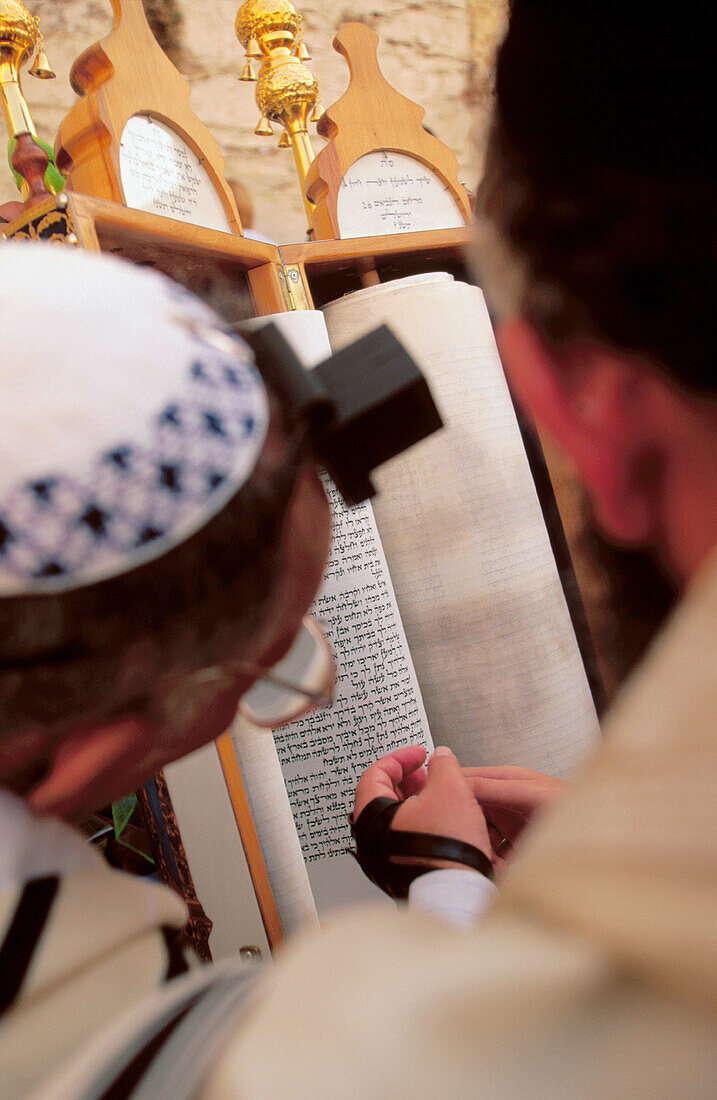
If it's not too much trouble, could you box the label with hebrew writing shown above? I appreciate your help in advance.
[119,114,233,233]
[336,150,465,239]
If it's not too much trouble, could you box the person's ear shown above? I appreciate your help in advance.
[26,716,156,817]
[495,318,662,545]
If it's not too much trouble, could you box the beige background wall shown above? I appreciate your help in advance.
[2,0,507,242]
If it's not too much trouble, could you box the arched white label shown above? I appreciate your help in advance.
[336,150,465,239]
[120,115,233,234]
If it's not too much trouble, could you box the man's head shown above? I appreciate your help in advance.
[476,1,717,584]
[0,245,331,812]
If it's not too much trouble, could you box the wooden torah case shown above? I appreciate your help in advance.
[306,23,473,241]
[55,0,242,234]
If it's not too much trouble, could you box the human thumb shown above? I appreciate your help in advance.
[425,745,464,791]
[422,746,491,857]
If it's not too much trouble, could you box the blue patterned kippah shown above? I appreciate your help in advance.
[0,245,269,595]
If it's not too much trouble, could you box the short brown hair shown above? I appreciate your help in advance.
[478,1,716,395]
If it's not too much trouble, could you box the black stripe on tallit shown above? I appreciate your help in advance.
[0,875,59,1016]
[88,929,197,1100]
[162,926,191,980]
[97,1001,197,1100]
[92,971,259,1100]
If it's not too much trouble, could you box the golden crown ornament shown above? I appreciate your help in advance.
[235,1,322,228]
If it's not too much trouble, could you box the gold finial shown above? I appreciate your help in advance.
[0,0,43,136]
[235,1,320,229]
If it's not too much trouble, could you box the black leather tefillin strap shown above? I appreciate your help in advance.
[348,797,494,900]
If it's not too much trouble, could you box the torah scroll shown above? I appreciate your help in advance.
[323,273,599,773]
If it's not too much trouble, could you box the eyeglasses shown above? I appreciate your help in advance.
[157,616,336,735]
[236,616,335,727]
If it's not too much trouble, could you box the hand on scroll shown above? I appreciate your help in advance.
[464,766,569,871]
[353,745,492,872]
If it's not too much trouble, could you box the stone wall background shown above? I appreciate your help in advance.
[3,0,508,242]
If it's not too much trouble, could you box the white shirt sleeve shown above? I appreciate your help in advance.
[408,868,497,928]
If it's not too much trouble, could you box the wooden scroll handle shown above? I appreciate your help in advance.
[11,132,52,210]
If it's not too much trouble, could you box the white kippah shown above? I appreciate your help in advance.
[0,244,269,596]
